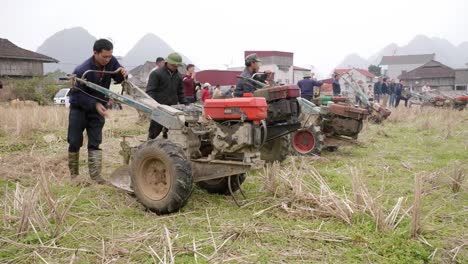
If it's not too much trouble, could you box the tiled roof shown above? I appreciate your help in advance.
[379,54,434,65]
[0,38,58,62]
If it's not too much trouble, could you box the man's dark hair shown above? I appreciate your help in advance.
[186,64,195,70]
[383,77,388,82]
[93,39,113,53]
[156,57,165,63]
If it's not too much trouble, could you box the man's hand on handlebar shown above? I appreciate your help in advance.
[117,67,128,78]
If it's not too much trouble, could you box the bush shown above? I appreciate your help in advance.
[0,70,67,104]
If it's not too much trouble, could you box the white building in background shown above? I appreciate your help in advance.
[379,54,435,80]
[230,51,311,85]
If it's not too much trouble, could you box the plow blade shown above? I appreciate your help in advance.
[110,165,133,193]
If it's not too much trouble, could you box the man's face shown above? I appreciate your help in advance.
[188,66,195,74]
[167,63,178,71]
[94,49,113,66]
[251,61,260,72]
[156,60,165,68]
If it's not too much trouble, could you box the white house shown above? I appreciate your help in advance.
[379,54,435,80]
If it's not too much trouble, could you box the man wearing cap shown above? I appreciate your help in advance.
[234,53,263,97]
[297,72,323,101]
[146,52,185,139]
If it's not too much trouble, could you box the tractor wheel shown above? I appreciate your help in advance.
[260,135,290,162]
[130,139,193,214]
[291,126,324,155]
[197,174,246,195]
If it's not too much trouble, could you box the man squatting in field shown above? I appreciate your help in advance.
[67,39,128,184]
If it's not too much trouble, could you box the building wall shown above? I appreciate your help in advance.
[260,64,294,84]
[0,58,44,77]
[259,56,293,67]
[383,64,424,80]
[402,78,455,91]
[293,70,310,84]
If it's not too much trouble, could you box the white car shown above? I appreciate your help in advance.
[53,88,70,107]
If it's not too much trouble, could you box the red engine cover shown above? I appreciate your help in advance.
[203,97,268,123]
[331,96,347,103]
[261,85,301,100]
[286,85,301,98]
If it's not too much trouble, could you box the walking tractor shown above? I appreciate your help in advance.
[67,70,270,214]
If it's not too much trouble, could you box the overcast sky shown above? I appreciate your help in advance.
[1,0,467,76]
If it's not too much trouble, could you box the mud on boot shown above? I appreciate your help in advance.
[68,152,80,179]
[88,150,107,184]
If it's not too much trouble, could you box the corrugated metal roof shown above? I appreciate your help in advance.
[244,51,293,58]
[334,68,375,78]
[0,38,58,63]
[379,54,434,65]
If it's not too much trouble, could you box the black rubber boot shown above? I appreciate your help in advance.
[68,152,79,179]
[88,150,106,184]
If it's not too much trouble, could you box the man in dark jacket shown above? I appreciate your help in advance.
[235,54,263,97]
[332,74,341,96]
[68,39,128,184]
[146,52,185,139]
[373,78,382,103]
[297,72,323,101]
[395,80,409,107]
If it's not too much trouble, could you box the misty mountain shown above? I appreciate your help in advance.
[336,53,369,69]
[37,27,96,73]
[122,33,192,70]
[339,35,468,70]
[36,29,193,73]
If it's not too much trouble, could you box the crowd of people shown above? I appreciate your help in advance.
[372,77,412,108]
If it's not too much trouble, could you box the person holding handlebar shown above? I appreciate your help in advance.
[67,38,128,184]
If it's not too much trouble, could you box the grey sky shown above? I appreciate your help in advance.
[1,0,467,76]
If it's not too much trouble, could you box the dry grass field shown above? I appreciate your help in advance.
[0,105,466,263]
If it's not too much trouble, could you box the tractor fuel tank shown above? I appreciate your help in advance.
[203,97,267,123]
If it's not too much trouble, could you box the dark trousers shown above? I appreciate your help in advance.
[184,97,195,104]
[302,95,313,101]
[395,96,408,107]
[67,106,105,152]
[148,120,168,140]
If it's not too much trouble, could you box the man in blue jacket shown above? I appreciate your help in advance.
[297,72,323,101]
[68,39,128,184]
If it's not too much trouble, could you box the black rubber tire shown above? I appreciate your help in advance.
[197,174,246,195]
[291,126,324,156]
[130,139,193,214]
[260,135,290,162]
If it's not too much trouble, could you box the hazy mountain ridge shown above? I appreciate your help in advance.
[36,27,193,73]
[37,27,96,73]
[338,35,468,70]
